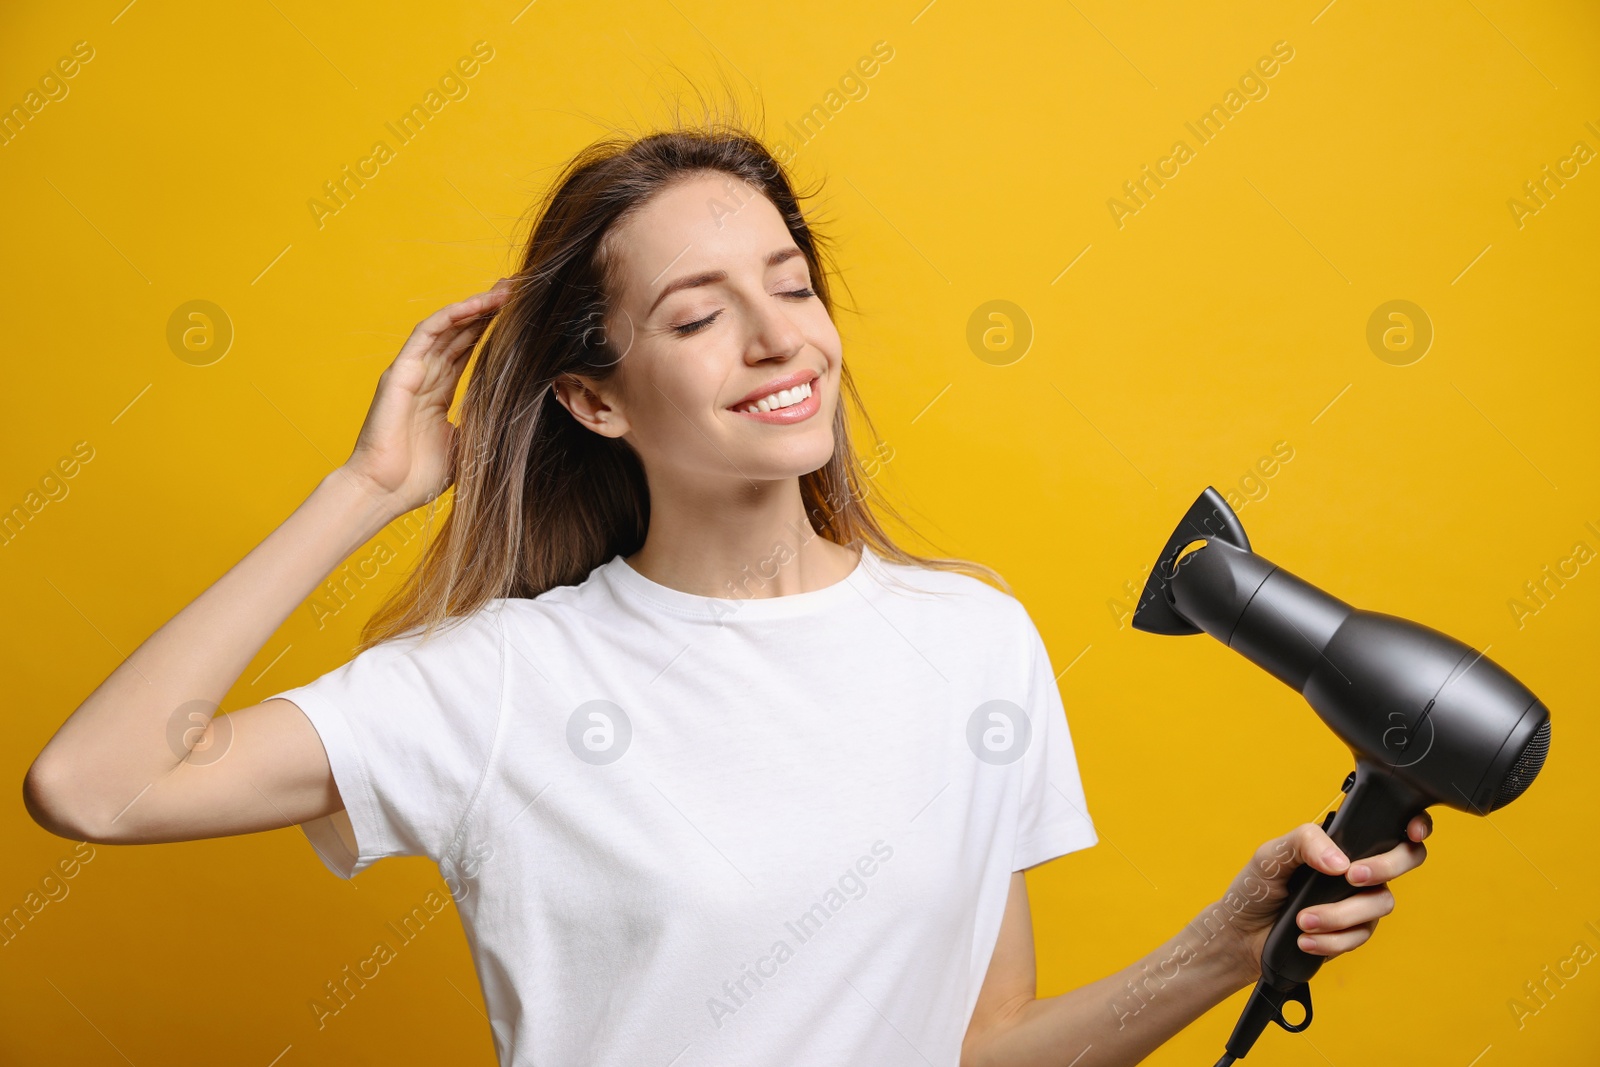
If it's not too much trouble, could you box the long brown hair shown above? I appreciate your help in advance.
[358,108,1006,652]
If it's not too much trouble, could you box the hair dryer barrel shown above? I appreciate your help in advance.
[1165,538,1353,692]
[1167,538,1549,814]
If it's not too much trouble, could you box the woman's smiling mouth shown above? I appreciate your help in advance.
[728,371,822,423]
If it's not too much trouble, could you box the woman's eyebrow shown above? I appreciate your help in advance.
[646,246,805,315]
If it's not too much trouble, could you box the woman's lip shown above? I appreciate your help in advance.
[727,370,819,410]
[730,385,821,424]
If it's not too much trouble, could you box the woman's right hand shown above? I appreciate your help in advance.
[340,279,514,516]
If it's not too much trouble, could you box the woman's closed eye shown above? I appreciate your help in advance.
[671,288,817,336]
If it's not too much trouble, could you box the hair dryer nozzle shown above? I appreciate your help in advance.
[1131,486,1251,635]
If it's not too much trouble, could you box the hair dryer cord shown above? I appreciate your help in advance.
[1211,974,1313,1063]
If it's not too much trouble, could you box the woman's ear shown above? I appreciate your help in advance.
[552,374,628,438]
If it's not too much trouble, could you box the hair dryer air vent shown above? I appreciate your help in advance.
[1491,718,1550,811]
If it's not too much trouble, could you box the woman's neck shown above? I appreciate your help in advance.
[623,475,859,598]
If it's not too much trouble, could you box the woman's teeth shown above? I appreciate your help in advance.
[740,380,812,414]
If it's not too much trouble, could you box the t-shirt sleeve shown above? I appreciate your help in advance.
[1013,616,1098,872]
[262,606,506,880]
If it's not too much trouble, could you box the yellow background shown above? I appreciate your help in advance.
[4,1,1597,1064]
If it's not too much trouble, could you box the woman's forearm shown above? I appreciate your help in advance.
[973,898,1257,1067]
[23,468,398,837]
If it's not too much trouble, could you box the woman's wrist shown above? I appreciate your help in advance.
[1184,896,1266,994]
[315,466,410,557]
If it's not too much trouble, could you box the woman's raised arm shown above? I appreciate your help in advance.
[21,280,512,844]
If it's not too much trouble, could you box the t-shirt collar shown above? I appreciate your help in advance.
[602,542,877,620]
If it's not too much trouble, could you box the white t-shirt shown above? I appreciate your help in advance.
[266,542,1097,1066]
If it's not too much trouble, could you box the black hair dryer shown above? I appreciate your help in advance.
[1131,488,1552,1065]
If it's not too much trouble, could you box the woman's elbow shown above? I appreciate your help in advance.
[22,756,106,843]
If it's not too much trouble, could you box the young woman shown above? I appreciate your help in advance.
[24,118,1430,1066]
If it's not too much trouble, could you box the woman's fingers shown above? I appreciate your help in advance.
[1292,811,1429,950]
[399,282,514,362]
[1275,811,1432,889]
[1302,812,1431,887]
[1344,837,1427,886]
[439,297,504,363]
[1297,919,1378,956]
[1281,821,1351,879]
[1297,885,1395,934]
[1256,811,1433,961]
[385,283,514,407]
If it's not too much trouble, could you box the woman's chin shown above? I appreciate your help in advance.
[744,436,838,482]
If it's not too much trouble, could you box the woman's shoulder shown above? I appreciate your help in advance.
[487,556,619,625]
[865,549,1035,631]
[372,601,509,662]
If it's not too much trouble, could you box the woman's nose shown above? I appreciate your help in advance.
[744,301,805,362]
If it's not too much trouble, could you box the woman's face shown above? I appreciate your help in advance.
[556,172,843,490]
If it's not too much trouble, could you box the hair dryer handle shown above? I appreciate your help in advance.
[1259,761,1431,989]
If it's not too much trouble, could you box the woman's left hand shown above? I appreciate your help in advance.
[1212,811,1433,984]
